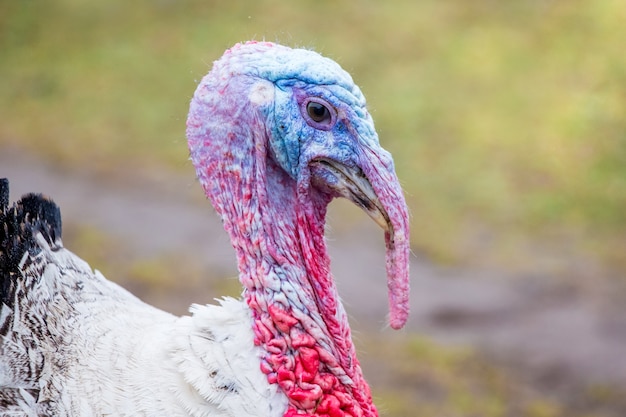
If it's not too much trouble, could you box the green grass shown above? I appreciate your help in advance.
[1,0,625,272]
[62,222,241,315]
[360,334,626,417]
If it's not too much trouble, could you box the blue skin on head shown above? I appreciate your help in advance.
[270,81,377,181]
[231,44,381,181]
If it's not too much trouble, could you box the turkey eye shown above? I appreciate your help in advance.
[301,97,336,130]
[307,102,330,123]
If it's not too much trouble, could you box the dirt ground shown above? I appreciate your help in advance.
[2,149,626,412]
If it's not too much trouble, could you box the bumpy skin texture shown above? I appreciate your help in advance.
[188,42,410,417]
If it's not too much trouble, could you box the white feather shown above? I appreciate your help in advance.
[0,234,288,416]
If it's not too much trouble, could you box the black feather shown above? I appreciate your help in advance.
[1,178,9,210]
[0,181,63,309]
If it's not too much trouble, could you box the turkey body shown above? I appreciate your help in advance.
[0,193,287,416]
[0,41,410,417]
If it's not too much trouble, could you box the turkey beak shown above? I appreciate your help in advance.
[310,159,390,232]
[310,147,410,330]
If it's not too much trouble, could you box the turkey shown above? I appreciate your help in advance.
[0,41,410,417]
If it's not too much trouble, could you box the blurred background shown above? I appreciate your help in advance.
[1,1,625,416]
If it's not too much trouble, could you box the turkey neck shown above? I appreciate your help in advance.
[190,122,374,415]
[233,132,374,416]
